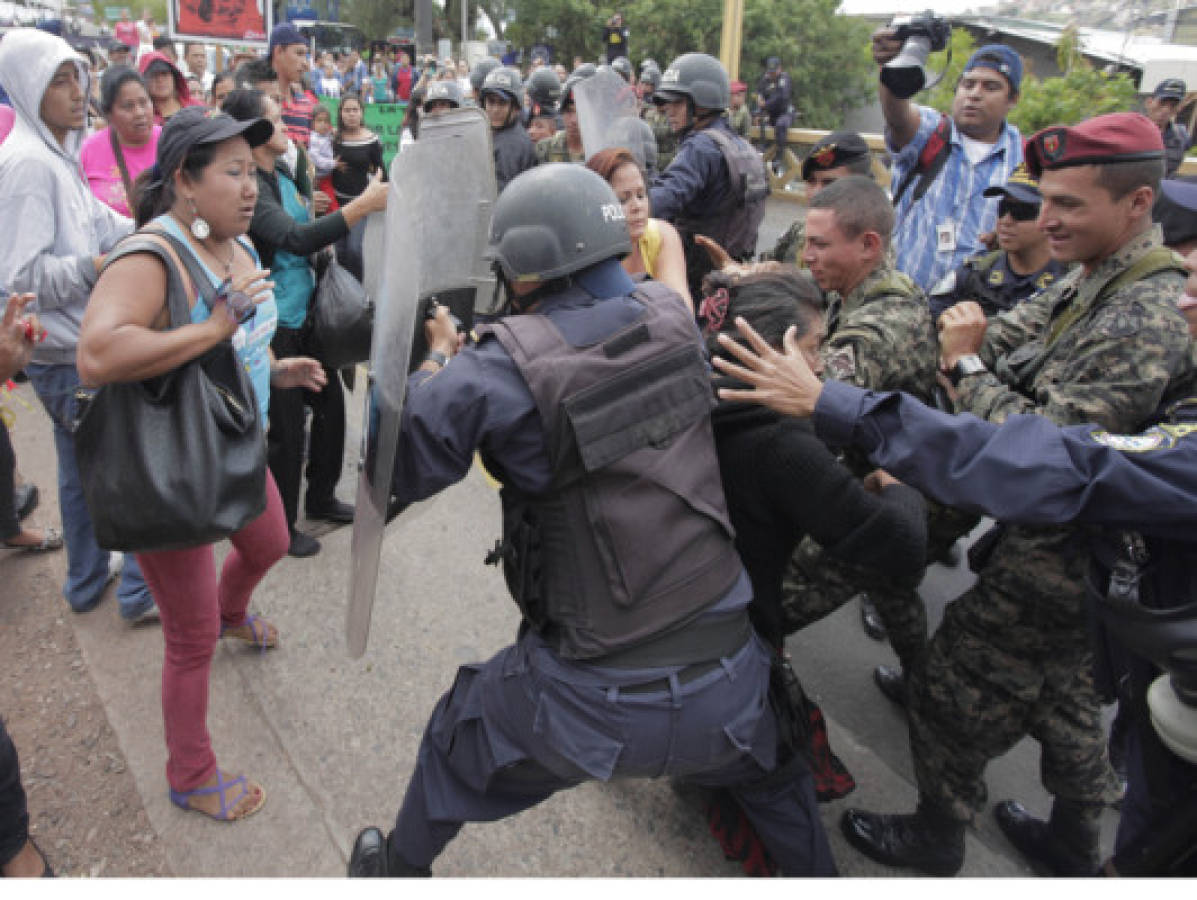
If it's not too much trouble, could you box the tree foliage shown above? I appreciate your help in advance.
[1007,28,1137,133]
[504,0,875,128]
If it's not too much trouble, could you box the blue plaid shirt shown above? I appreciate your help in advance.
[888,106,1023,290]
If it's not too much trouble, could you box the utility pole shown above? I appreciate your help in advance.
[461,0,468,55]
[415,0,433,57]
[719,0,744,81]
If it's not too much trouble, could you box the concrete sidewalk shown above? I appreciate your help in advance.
[6,373,1079,877]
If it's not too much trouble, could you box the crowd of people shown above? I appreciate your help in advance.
[1,9,1196,880]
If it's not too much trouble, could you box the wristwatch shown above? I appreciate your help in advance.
[948,354,987,387]
[424,350,449,369]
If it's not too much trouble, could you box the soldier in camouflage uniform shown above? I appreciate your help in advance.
[536,73,586,164]
[778,176,938,673]
[842,113,1197,877]
[767,131,874,265]
[727,80,751,139]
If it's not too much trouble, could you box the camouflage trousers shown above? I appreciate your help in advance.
[907,523,1122,824]
[781,537,928,671]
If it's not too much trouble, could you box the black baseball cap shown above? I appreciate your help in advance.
[156,106,273,182]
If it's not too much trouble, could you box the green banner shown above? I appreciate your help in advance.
[319,99,408,169]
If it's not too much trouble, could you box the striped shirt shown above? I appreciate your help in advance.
[888,105,1022,290]
[282,84,319,148]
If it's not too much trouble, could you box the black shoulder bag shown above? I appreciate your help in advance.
[73,233,267,552]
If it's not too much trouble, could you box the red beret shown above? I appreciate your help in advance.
[1025,112,1164,178]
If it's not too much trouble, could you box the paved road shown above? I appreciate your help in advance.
[4,196,1120,877]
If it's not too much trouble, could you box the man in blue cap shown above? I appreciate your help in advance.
[268,22,316,148]
[872,32,1025,290]
[1144,78,1191,177]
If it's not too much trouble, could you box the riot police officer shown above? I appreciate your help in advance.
[421,79,461,119]
[347,164,836,878]
[478,66,537,192]
[927,164,1067,321]
[468,56,501,105]
[756,56,793,176]
[523,65,561,143]
[649,52,769,300]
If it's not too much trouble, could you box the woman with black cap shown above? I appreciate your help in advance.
[80,66,160,216]
[77,107,328,823]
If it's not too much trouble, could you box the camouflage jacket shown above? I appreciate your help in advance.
[726,105,751,139]
[823,264,938,406]
[641,105,677,169]
[960,225,1196,433]
[535,130,585,164]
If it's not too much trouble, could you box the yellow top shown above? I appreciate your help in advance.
[636,218,663,280]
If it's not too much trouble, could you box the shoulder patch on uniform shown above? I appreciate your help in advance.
[823,343,857,381]
[1089,427,1168,453]
[929,271,956,297]
[1036,271,1056,290]
[987,268,1004,287]
[1092,300,1145,340]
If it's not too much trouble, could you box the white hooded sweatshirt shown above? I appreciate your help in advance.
[0,28,132,364]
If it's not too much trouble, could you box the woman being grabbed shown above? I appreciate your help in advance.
[77,107,327,823]
[223,88,388,557]
[586,146,692,312]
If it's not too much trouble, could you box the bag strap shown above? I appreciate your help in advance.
[892,113,953,208]
[102,236,194,329]
[152,229,222,313]
[108,127,135,212]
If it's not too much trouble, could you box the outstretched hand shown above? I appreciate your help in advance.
[272,356,328,392]
[711,316,824,418]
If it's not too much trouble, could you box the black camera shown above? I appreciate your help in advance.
[882,11,952,100]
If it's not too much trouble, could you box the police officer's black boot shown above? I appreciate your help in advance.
[872,664,907,707]
[993,798,1101,876]
[840,802,964,876]
[348,827,432,877]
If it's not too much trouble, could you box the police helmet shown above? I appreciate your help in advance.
[639,67,661,90]
[560,72,592,110]
[487,164,631,282]
[655,52,730,111]
[422,79,462,111]
[611,56,633,81]
[526,66,562,108]
[479,66,523,107]
[469,57,501,95]
[571,62,597,80]
[640,58,659,74]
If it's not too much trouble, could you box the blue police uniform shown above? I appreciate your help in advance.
[384,259,836,876]
[812,378,1197,870]
[928,251,1067,322]
[649,119,738,226]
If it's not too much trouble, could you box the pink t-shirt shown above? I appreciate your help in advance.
[114,21,139,49]
[80,125,161,217]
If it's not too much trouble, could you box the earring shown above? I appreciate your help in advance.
[188,198,210,240]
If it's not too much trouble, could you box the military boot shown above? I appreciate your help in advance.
[840,803,964,876]
[994,798,1101,876]
[348,827,432,877]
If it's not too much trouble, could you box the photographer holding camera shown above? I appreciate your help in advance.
[873,17,1024,290]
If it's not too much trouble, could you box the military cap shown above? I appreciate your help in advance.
[982,162,1041,204]
[1153,78,1187,101]
[1154,178,1197,248]
[1025,112,1164,178]
[801,130,870,181]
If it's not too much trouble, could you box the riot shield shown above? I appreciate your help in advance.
[573,67,649,166]
[347,107,496,658]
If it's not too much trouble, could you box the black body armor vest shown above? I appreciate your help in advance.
[477,282,744,660]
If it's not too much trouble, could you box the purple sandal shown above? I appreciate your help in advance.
[169,770,266,822]
[220,613,278,654]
